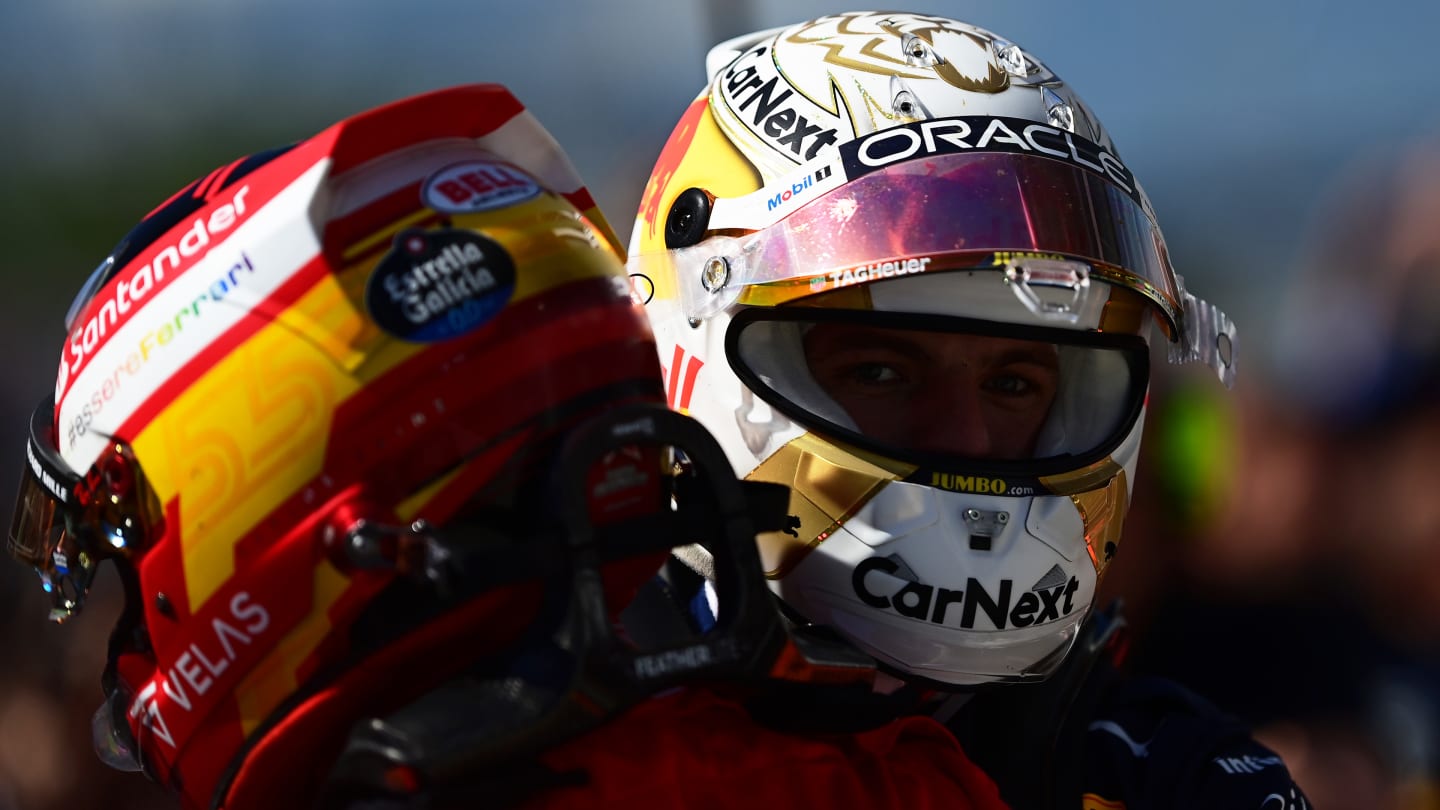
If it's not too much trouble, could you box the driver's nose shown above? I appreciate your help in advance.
[912,379,994,457]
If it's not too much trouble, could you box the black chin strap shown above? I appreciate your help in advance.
[945,602,1128,810]
[97,557,157,780]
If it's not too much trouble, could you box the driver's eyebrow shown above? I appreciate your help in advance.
[806,328,932,362]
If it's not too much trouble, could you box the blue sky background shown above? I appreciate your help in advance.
[3,0,1439,380]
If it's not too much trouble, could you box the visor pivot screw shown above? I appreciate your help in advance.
[965,508,981,521]
[154,592,176,619]
[701,257,730,293]
[687,317,702,329]
[998,513,1009,524]
[1216,332,1234,367]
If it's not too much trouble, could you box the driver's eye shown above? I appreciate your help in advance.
[985,375,1033,395]
[852,363,901,384]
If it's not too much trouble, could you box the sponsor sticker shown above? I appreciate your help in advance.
[853,557,1081,630]
[422,160,541,214]
[128,590,273,751]
[366,229,516,342]
[767,165,833,212]
[839,116,1141,205]
[64,253,256,450]
[828,255,931,288]
[713,45,841,164]
[61,184,254,396]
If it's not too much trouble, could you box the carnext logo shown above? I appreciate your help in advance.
[853,557,1080,630]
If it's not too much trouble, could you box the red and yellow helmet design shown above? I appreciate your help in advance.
[11,84,666,808]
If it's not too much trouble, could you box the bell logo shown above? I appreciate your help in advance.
[422,160,541,214]
[852,557,1080,630]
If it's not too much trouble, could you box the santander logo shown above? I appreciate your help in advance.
[60,185,253,398]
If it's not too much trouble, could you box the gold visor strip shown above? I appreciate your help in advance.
[1068,469,1129,577]
[745,433,914,579]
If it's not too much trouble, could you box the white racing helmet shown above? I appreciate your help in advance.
[628,11,1235,685]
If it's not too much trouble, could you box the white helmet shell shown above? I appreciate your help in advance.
[630,11,1235,685]
[706,13,1111,184]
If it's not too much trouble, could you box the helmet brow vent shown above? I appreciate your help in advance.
[889,76,932,120]
[665,187,713,249]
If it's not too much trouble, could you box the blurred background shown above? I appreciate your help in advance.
[3,1,1440,807]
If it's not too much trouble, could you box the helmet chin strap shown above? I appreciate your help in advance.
[671,541,716,583]
[95,558,157,780]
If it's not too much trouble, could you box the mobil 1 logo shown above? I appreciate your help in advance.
[366,228,516,342]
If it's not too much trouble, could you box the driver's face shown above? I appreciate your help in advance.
[802,324,1060,459]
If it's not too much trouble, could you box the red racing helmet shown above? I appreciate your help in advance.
[9,84,680,808]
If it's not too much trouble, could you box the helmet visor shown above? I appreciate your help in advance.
[9,398,160,622]
[727,308,1148,478]
[653,151,1180,332]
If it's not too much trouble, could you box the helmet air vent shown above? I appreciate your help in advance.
[1042,87,1074,132]
[1003,258,1094,323]
[963,508,1009,552]
[990,37,1031,78]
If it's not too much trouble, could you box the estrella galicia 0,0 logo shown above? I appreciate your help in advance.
[366,228,516,342]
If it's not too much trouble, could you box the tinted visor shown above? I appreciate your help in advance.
[11,459,70,570]
[727,309,1148,477]
[651,152,1180,332]
[8,398,160,622]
